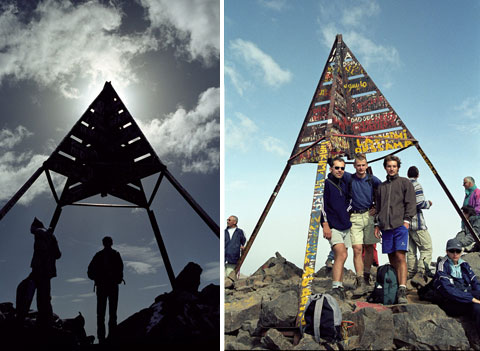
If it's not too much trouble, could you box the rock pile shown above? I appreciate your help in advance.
[225,252,480,350]
[0,261,219,350]
[108,261,219,349]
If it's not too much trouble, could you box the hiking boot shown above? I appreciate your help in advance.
[364,272,374,292]
[330,286,346,301]
[325,258,333,269]
[352,275,367,297]
[396,286,407,304]
[411,272,427,288]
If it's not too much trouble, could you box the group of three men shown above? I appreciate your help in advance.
[322,153,419,303]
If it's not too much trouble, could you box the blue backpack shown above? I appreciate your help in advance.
[367,264,398,305]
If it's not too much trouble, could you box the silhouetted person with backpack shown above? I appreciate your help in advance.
[29,217,61,327]
[88,236,124,344]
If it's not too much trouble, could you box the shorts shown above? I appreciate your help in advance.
[381,225,409,254]
[350,211,380,245]
[329,228,352,249]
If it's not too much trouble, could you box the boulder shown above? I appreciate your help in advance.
[225,294,263,333]
[260,290,298,327]
[173,261,202,293]
[261,328,294,350]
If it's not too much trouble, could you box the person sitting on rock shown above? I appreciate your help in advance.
[433,238,480,327]
[455,205,480,252]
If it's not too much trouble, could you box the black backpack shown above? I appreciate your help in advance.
[88,249,123,285]
[367,264,398,305]
[299,293,343,343]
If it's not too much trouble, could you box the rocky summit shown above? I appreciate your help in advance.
[225,252,480,350]
[0,261,219,350]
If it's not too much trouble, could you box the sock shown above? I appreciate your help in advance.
[399,284,406,289]
[332,281,343,289]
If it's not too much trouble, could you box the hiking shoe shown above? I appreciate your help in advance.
[352,275,367,297]
[397,286,407,304]
[330,286,346,301]
[364,272,374,292]
[411,272,427,288]
[325,258,333,268]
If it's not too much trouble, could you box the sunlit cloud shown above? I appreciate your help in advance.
[0,1,156,98]
[139,284,169,291]
[0,126,33,149]
[137,87,220,174]
[0,0,219,98]
[139,0,219,66]
[66,277,88,283]
[230,39,292,87]
[116,243,163,275]
[225,62,251,96]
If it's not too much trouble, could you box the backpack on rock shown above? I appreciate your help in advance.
[367,264,398,305]
[299,293,343,343]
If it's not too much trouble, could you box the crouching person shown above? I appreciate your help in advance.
[434,238,480,327]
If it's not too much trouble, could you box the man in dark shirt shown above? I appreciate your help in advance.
[374,155,416,304]
[88,236,124,344]
[321,156,352,300]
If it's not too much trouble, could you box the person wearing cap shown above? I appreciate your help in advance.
[455,205,480,252]
[30,217,62,327]
[433,238,480,327]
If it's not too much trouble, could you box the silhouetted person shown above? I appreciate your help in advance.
[88,236,124,344]
[30,217,61,327]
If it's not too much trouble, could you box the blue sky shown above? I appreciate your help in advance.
[225,0,480,275]
[0,0,219,338]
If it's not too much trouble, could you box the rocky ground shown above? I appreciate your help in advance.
[0,262,219,350]
[225,252,480,350]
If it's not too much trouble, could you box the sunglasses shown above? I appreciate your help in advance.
[448,249,462,254]
[333,166,345,170]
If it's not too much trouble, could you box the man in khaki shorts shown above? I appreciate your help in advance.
[321,156,352,301]
[347,154,382,297]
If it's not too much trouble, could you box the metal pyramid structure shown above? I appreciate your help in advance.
[291,34,415,164]
[45,81,164,207]
[0,82,219,288]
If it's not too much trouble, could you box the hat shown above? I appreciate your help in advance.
[446,238,462,251]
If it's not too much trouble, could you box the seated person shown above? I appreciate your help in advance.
[433,238,480,327]
[455,205,480,252]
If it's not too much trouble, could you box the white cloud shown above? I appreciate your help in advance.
[66,277,88,283]
[258,0,287,11]
[261,136,289,157]
[0,126,33,148]
[341,2,380,27]
[77,292,95,298]
[137,87,219,174]
[452,96,480,133]
[116,243,163,275]
[139,0,219,65]
[225,112,258,152]
[200,261,219,282]
[225,62,250,96]
[125,261,157,275]
[230,39,292,87]
[455,97,480,119]
[317,2,400,71]
[0,1,157,98]
[139,284,169,291]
